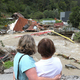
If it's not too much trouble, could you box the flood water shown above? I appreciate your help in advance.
[0,32,80,76]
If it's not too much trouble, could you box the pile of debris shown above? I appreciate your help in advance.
[0,40,17,73]
[60,75,80,80]
[0,12,66,35]
[0,12,77,39]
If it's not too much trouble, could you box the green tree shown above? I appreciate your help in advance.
[34,11,43,19]
[48,10,54,18]
[1,3,8,12]
[37,0,45,11]
[53,9,59,19]
[22,6,32,18]
[7,1,17,13]
[30,11,43,19]
[50,0,58,10]
[70,1,78,10]
[43,10,49,18]
[58,1,66,11]
[0,12,1,17]
[69,6,80,28]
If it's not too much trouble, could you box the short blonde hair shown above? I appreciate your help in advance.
[17,35,36,55]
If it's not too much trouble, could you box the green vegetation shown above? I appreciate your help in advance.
[0,18,15,30]
[69,6,80,29]
[0,18,8,25]
[0,25,4,29]
[74,32,80,42]
[3,61,13,69]
[0,0,80,19]
[0,0,80,42]
[0,0,80,29]
[0,40,5,47]
[55,20,62,23]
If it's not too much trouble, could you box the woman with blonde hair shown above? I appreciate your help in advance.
[13,34,61,80]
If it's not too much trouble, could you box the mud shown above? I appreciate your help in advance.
[0,32,80,76]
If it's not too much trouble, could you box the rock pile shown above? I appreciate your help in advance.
[61,75,80,80]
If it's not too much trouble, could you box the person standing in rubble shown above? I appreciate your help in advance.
[13,34,61,80]
[35,38,62,78]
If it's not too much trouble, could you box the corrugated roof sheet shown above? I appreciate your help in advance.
[13,17,28,31]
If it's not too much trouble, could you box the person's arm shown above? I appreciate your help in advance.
[52,74,61,80]
[13,72,15,80]
[60,71,62,75]
[25,67,61,80]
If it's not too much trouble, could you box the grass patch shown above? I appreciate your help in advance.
[0,25,4,29]
[3,61,13,69]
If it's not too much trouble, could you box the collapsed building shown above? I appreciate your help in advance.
[7,12,66,33]
[0,12,77,37]
[7,17,43,33]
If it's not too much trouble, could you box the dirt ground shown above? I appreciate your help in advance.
[0,31,80,76]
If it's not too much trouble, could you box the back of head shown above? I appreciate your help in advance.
[38,38,55,58]
[17,34,36,55]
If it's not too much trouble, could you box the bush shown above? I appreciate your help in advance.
[74,32,80,42]
[3,61,13,69]
[30,11,43,19]
[0,18,8,25]
[43,10,49,18]
[22,6,32,18]
[35,11,43,19]
[53,9,59,19]
[0,12,1,17]
[43,9,59,19]
[69,6,80,28]
[0,26,4,29]
[55,20,62,23]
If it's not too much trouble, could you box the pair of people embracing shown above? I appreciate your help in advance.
[13,34,62,80]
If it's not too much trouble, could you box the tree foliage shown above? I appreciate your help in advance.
[69,6,80,28]
[0,0,80,13]
[74,32,80,42]
[0,0,80,21]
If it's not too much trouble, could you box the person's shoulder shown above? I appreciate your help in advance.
[35,60,42,66]
[22,55,33,60]
[20,55,35,64]
[53,57,61,62]
[19,54,30,62]
[23,54,29,58]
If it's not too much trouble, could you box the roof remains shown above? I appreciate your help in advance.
[11,12,24,19]
[27,20,37,30]
[13,17,28,31]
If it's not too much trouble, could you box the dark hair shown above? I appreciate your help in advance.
[17,34,36,55]
[38,38,55,58]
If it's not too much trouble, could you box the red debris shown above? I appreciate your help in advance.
[31,31,51,36]
[54,22,64,28]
